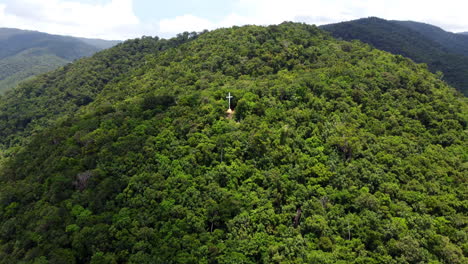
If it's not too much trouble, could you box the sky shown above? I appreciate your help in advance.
[0,0,467,40]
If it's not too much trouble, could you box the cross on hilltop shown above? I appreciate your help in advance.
[226,92,234,118]
[226,92,233,110]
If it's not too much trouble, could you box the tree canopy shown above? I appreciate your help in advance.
[0,22,466,263]
[321,17,468,96]
[0,28,119,94]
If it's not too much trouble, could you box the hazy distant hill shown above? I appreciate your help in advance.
[0,28,120,94]
[393,20,468,56]
[77,37,121,50]
[321,17,468,95]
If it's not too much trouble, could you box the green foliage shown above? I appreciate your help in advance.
[0,28,119,94]
[0,22,466,263]
[0,34,196,149]
[321,17,468,95]
[393,20,468,57]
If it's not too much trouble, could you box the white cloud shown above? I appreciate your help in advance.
[154,0,468,36]
[231,0,359,25]
[284,0,468,32]
[0,0,151,39]
[154,0,367,36]
[158,15,215,34]
[225,0,468,32]
[0,0,467,40]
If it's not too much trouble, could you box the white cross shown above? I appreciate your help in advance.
[226,92,233,109]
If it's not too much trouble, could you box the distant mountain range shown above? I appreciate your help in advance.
[0,28,120,94]
[2,20,468,96]
[391,20,468,56]
[321,17,468,95]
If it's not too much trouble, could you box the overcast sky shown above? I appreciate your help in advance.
[0,0,466,40]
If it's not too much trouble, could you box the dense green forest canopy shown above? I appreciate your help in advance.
[321,17,468,95]
[391,21,468,57]
[0,23,467,263]
[0,32,197,149]
[0,28,120,94]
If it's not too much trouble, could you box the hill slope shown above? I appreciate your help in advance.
[0,28,120,94]
[0,23,466,263]
[0,33,196,149]
[392,20,468,57]
[77,37,120,50]
[321,17,468,95]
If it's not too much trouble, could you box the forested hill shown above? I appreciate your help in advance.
[0,33,198,149]
[321,17,468,95]
[0,23,467,263]
[392,20,468,57]
[0,28,120,94]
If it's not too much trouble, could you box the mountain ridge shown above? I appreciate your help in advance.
[391,20,468,56]
[0,28,120,94]
[321,17,468,95]
[0,22,466,263]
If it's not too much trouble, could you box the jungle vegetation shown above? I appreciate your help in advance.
[321,17,468,96]
[0,23,466,263]
[0,28,119,94]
